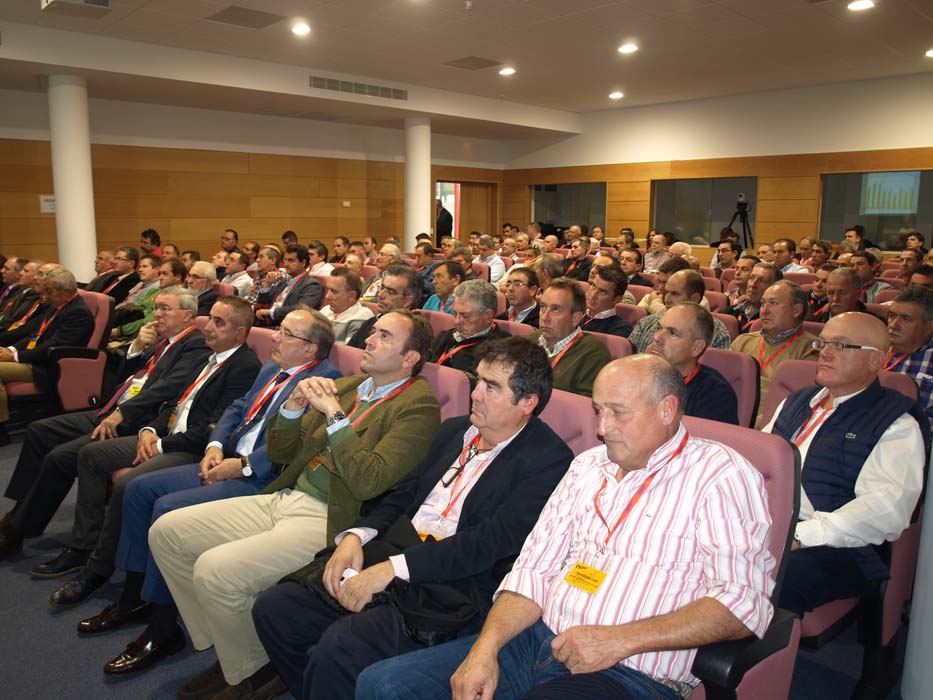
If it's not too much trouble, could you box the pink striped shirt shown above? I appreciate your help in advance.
[497,424,775,685]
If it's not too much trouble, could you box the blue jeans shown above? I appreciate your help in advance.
[356,619,681,700]
[115,463,266,603]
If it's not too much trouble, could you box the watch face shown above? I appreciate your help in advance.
[242,465,253,477]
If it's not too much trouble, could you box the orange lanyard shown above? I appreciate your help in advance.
[145,326,195,375]
[9,300,41,329]
[593,432,689,545]
[348,377,416,428]
[441,435,490,517]
[792,396,832,447]
[244,361,319,423]
[509,308,517,321]
[174,356,228,408]
[758,328,804,371]
[275,271,306,303]
[883,349,908,372]
[550,331,583,368]
[566,259,578,275]
[437,329,493,366]
[34,294,77,341]
[683,364,700,385]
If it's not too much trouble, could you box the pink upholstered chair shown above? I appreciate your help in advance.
[875,288,898,304]
[538,388,600,456]
[699,348,760,428]
[328,343,364,377]
[702,276,722,292]
[471,262,490,282]
[704,290,729,312]
[721,268,736,285]
[783,272,816,285]
[700,266,716,278]
[713,312,739,340]
[495,291,507,316]
[7,290,115,413]
[493,319,535,337]
[757,359,926,699]
[245,327,275,364]
[417,309,456,338]
[586,331,632,360]
[684,416,802,700]
[420,361,470,422]
[614,302,647,326]
[216,283,237,297]
[627,284,653,303]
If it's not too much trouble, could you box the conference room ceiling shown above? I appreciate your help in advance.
[1,0,931,131]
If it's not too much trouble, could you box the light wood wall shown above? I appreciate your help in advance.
[0,138,503,261]
[503,146,933,246]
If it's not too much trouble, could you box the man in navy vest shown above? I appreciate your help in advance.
[762,312,930,615]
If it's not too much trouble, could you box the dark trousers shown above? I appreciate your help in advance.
[72,436,197,578]
[252,581,426,700]
[5,411,100,535]
[779,545,872,616]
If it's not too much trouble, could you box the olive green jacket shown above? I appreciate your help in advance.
[264,374,441,543]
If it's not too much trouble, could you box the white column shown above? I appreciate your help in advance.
[47,74,97,281]
[403,117,432,252]
[902,509,933,698]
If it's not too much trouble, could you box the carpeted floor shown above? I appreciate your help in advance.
[0,430,904,700]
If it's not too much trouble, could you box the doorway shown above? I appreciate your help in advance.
[436,181,498,242]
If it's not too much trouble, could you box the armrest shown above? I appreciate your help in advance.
[47,346,103,362]
[691,608,797,691]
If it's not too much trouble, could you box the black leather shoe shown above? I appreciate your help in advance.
[178,661,227,700]
[31,547,91,579]
[103,626,186,675]
[49,568,109,606]
[0,524,23,560]
[78,600,151,634]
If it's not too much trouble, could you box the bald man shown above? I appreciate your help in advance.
[763,312,930,616]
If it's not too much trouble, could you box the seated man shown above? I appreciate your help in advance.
[731,280,819,426]
[109,255,164,344]
[412,241,437,297]
[807,264,832,319]
[83,250,118,293]
[884,285,933,422]
[357,354,775,700]
[186,261,219,316]
[348,265,421,348]
[44,296,261,605]
[497,267,539,327]
[361,244,402,301]
[851,250,892,304]
[727,262,781,332]
[647,302,739,425]
[321,268,374,343]
[422,261,464,316]
[250,337,573,700]
[619,247,653,288]
[75,310,340,662]
[221,251,253,297]
[143,310,441,688]
[762,312,928,615]
[530,278,611,397]
[812,267,869,323]
[0,261,52,347]
[629,269,733,353]
[643,231,672,272]
[724,255,758,307]
[561,237,592,282]
[430,279,509,378]
[637,257,691,316]
[473,235,505,284]
[0,268,93,443]
[256,245,322,325]
[101,246,140,304]
[0,286,210,560]
[580,265,632,337]
[0,258,38,334]
[772,238,809,274]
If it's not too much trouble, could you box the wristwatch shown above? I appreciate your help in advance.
[240,455,254,477]
[327,410,348,427]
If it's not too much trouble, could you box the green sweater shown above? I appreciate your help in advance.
[265,374,441,543]
[115,284,160,338]
[529,330,611,398]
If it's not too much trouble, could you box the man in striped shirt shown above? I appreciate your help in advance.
[357,354,775,700]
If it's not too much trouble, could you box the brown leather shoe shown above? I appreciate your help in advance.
[178,661,227,700]
[211,670,287,700]
[103,626,185,675]
[78,600,152,635]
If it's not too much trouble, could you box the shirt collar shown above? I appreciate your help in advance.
[210,345,241,365]
[762,323,803,345]
[599,422,689,480]
[589,308,616,320]
[453,324,493,343]
[538,326,581,357]
[357,374,411,402]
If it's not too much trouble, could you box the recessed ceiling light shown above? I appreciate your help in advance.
[498,67,516,76]
[609,91,624,100]
[617,43,639,55]
[926,49,933,58]
[291,21,311,36]
[847,0,874,11]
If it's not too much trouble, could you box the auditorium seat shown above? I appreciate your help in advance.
[700,266,716,278]
[684,416,802,700]
[216,283,237,297]
[420,362,470,421]
[329,343,363,376]
[627,284,653,303]
[361,264,380,280]
[875,288,898,304]
[704,290,729,313]
[713,312,739,340]
[702,277,722,292]
[720,268,736,285]
[496,291,507,316]
[538,389,600,456]
[876,276,904,290]
[493,319,535,337]
[757,359,925,699]
[417,308,456,337]
[587,331,632,360]
[614,302,647,326]
[245,327,275,364]
[471,262,490,282]
[699,348,760,428]
[783,272,816,285]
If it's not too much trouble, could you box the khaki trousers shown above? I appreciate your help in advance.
[0,361,34,421]
[148,489,328,684]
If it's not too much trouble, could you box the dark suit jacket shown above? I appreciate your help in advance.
[430,325,510,376]
[211,359,343,483]
[628,273,653,288]
[111,328,212,432]
[84,271,119,293]
[496,304,540,329]
[0,285,29,329]
[356,416,572,602]
[196,287,220,317]
[347,315,378,349]
[260,274,323,322]
[562,256,592,282]
[414,262,438,297]
[14,294,94,393]
[146,343,262,455]
[105,272,140,305]
[435,207,453,243]
[581,314,632,337]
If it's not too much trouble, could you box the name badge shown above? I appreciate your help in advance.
[128,385,142,398]
[564,562,607,595]
[26,340,36,350]
[167,410,177,430]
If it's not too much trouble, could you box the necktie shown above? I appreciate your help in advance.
[98,339,168,416]
[227,370,291,452]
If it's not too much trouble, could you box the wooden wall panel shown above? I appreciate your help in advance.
[755,200,820,224]
[758,176,820,200]
[607,181,651,201]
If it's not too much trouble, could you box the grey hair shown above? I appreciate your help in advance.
[158,285,199,312]
[453,279,498,314]
[45,267,78,294]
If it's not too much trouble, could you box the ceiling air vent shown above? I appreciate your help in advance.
[206,6,286,30]
[310,76,407,101]
[443,56,502,71]
[40,0,111,18]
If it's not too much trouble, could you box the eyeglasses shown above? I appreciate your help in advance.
[505,280,528,288]
[114,256,130,262]
[187,274,207,280]
[153,304,182,313]
[381,285,402,296]
[811,339,880,353]
[278,327,313,343]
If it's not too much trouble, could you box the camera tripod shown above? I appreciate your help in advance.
[728,204,754,249]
